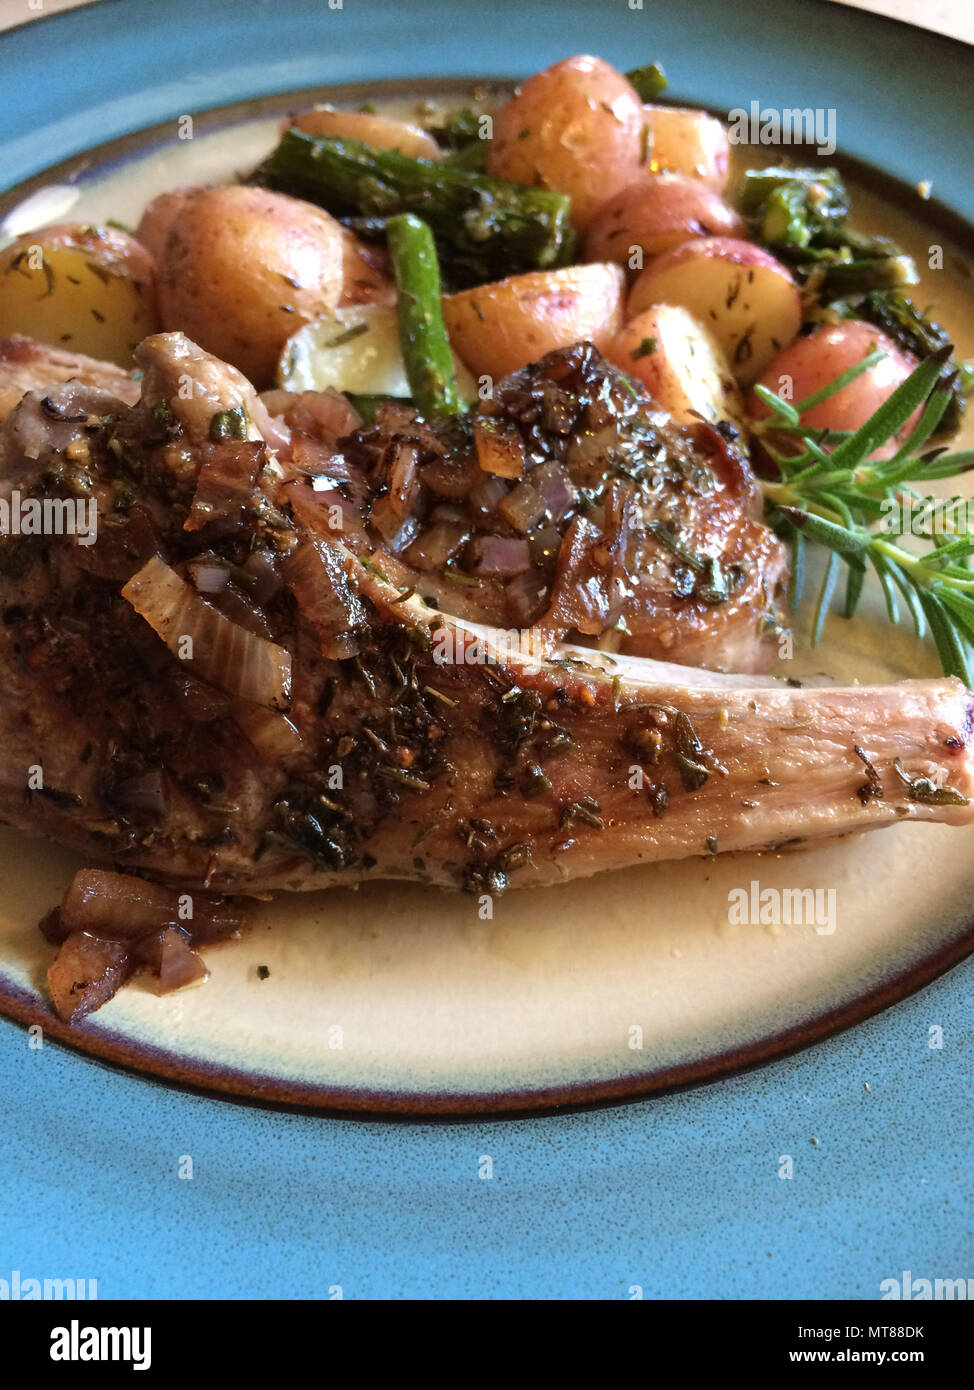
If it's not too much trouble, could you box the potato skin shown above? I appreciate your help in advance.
[644,105,730,192]
[136,189,201,263]
[486,55,645,229]
[443,263,625,380]
[586,172,745,267]
[749,320,919,455]
[628,236,801,385]
[338,230,396,308]
[153,186,345,385]
[0,223,158,366]
[289,108,442,160]
[609,304,743,427]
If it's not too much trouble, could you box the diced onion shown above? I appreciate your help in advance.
[498,481,545,534]
[122,555,292,709]
[405,520,470,572]
[282,538,366,659]
[466,534,532,577]
[473,418,527,478]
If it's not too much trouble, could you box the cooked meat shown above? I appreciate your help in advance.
[0,335,140,420]
[279,341,790,672]
[0,332,971,899]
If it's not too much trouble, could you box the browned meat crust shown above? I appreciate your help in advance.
[0,333,971,898]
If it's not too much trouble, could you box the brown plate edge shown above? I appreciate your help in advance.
[1,915,971,1120]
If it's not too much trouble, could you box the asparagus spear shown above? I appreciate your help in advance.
[625,62,668,100]
[737,167,850,248]
[816,253,919,297]
[385,213,461,418]
[856,291,972,431]
[254,128,573,289]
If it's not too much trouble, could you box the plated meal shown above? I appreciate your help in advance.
[1,53,972,1039]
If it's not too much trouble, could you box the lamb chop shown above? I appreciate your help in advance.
[265,337,789,673]
[0,335,139,421]
[1,332,972,1019]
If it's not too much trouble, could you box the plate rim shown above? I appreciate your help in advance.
[2,909,972,1118]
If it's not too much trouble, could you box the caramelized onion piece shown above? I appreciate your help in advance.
[473,417,527,478]
[184,439,264,533]
[405,520,470,572]
[60,869,245,942]
[122,556,292,709]
[505,569,550,626]
[282,538,366,659]
[136,926,210,994]
[370,441,420,542]
[469,473,509,521]
[497,480,545,533]
[234,703,305,759]
[62,869,187,940]
[532,461,577,522]
[466,534,532,577]
[47,931,133,1023]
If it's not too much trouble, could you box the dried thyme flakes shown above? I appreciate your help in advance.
[893,758,970,807]
[674,710,712,792]
[853,744,885,805]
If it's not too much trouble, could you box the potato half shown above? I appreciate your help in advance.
[0,223,158,366]
[628,237,801,385]
[608,304,744,428]
[150,185,346,386]
[486,56,646,229]
[443,262,625,381]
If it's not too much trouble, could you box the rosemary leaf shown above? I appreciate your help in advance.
[812,551,841,645]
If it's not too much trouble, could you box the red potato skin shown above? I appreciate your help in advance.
[338,230,396,308]
[152,186,345,386]
[443,264,625,380]
[585,172,746,266]
[137,189,202,263]
[288,108,443,160]
[628,236,796,315]
[486,55,646,229]
[749,320,920,457]
[627,236,802,385]
[142,187,392,315]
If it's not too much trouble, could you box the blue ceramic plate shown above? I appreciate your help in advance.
[1,2,974,1120]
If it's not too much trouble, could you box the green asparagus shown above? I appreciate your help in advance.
[625,63,668,100]
[253,128,573,289]
[737,167,850,248]
[385,213,461,418]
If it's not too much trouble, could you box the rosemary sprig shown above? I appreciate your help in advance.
[755,345,974,684]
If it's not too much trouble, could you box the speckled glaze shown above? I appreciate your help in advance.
[0,0,972,1295]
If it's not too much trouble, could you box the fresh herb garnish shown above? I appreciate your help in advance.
[756,347,974,684]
